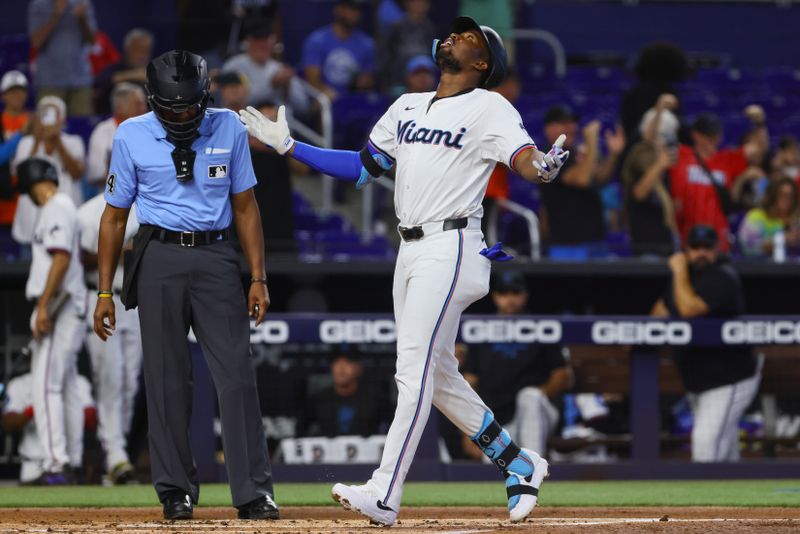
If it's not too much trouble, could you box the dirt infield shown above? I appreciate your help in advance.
[0,506,798,533]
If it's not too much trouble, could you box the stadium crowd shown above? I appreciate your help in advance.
[1,0,799,485]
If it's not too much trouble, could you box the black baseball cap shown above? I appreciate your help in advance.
[687,224,718,248]
[244,19,272,39]
[214,71,246,87]
[691,113,723,138]
[493,271,527,293]
[544,104,579,125]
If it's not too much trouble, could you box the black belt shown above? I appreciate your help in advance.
[151,227,229,247]
[398,217,468,242]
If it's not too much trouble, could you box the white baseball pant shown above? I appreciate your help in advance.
[29,299,86,473]
[364,221,494,510]
[503,387,559,455]
[689,361,761,462]
[85,292,143,471]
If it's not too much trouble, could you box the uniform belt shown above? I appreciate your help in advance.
[151,227,229,247]
[398,217,470,242]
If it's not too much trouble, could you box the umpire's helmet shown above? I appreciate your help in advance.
[17,157,58,196]
[432,17,508,89]
[146,50,210,145]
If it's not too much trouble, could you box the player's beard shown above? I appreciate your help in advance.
[435,46,462,74]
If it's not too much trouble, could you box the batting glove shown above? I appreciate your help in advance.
[238,105,295,155]
[533,134,570,183]
[479,242,514,262]
[356,153,393,189]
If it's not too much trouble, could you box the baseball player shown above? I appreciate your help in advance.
[16,157,87,484]
[77,192,141,484]
[240,17,569,526]
[2,371,96,485]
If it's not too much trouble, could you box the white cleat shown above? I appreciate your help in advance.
[506,448,549,523]
[332,483,397,527]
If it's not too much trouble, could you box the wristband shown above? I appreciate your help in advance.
[251,278,267,285]
[97,290,113,298]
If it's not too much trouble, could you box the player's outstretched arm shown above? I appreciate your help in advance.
[238,106,391,188]
[513,134,570,184]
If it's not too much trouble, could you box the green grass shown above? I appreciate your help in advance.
[0,481,798,508]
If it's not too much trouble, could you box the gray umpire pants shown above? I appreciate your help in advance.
[137,238,273,506]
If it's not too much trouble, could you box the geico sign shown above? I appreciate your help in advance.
[460,320,562,343]
[320,320,397,343]
[722,321,800,344]
[250,321,290,344]
[591,321,691,345]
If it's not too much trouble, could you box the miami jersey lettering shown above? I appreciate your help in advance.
[368,89,536,227]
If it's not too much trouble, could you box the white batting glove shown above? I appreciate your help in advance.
[238,105,295,155]
[533,134,570,183]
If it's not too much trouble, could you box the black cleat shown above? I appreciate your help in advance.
[237,495,280,520]
[162,493,193,520]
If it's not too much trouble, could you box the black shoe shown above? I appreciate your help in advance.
[163,492,193,520]
[237,495,280,520]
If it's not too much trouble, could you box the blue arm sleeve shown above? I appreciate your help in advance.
[0,133,22,166]
[291,142,362,181]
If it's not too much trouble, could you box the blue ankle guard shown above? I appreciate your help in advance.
[471,413,533,477]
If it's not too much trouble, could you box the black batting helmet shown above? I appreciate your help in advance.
[17,157,58,196]
[432,17,508,89]
[146,50,210,145]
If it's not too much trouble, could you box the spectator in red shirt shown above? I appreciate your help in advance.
[669,111,766,251]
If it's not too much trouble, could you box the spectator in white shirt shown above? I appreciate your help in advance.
[87,83,146,185]
[12,96,86,243]
[222,22,311,116]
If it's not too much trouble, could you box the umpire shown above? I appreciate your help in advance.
[93,50,278,520]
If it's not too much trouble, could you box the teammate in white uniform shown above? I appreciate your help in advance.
[17,157,87,484]
[77,192,141,484]
[2,373,95,485]
[240,17,569,526]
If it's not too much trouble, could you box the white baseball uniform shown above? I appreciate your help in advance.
[361,89,538,510]
[26,192,87,474]
[3,373,95,483]
[77,193,142,472]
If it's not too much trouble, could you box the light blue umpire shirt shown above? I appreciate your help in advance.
[104,108,256,231]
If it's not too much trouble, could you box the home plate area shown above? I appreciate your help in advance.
[1,507,798,533]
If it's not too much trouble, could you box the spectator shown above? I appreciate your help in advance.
[377,0,436,94]
[304,351,392,437]
[404,55,437,94]
[2,372,96,485]
[247,101,297,255]
[215,71,250,113]
[86,83,146,186]
[222,23,311,114]
[669,109,767,252]
[12,97,86,244]
[651,225,760,462]
[28,0,97,116]
[620,43,688,144]
[377,0,405,31]
[738,178,800,258]
[94,28,153,115]
[621,97,680,257]
[771,135,800,183]
[462,271,573,455]
[538,105,625,258]
[1,71,33,226]
[301,0,375,101]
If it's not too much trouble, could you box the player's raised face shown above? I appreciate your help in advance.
[437,30,489,79]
